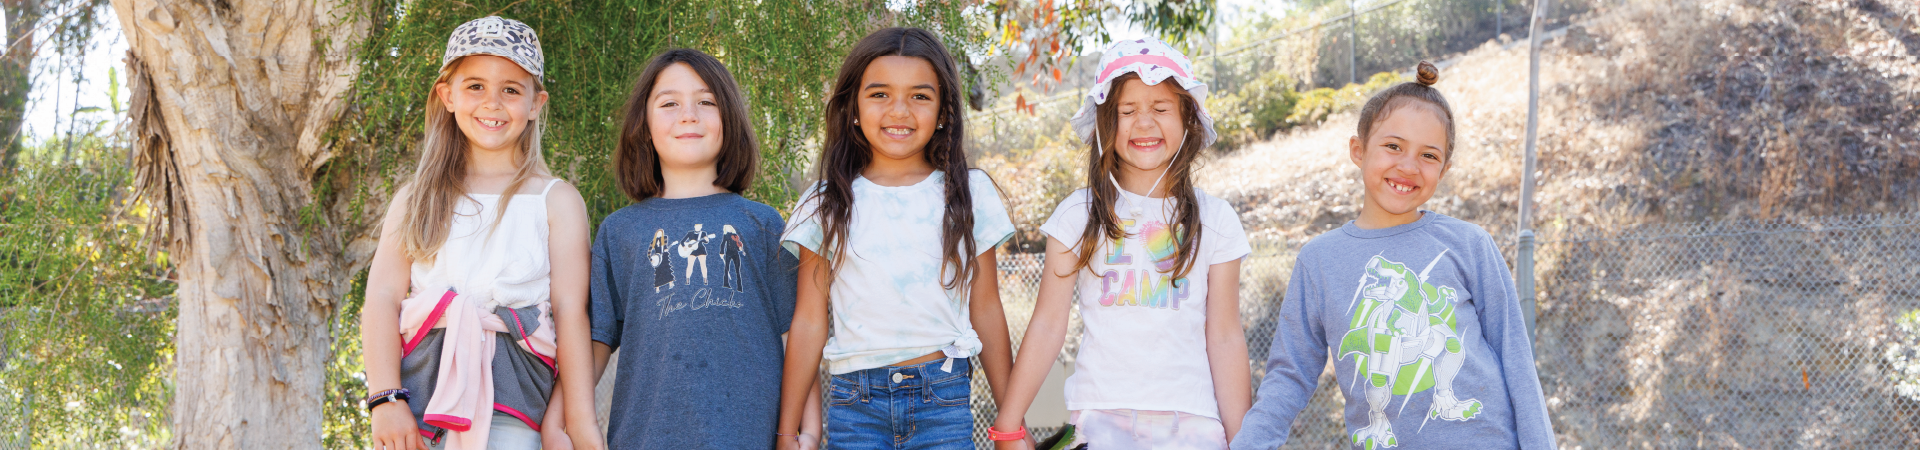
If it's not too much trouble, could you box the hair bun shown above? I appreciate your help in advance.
[1415,61,1439,86]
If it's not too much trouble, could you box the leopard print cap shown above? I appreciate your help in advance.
[440,16,544,79]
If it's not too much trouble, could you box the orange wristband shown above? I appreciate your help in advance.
[987,425,1027,441]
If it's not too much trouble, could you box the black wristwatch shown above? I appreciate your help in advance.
[366,388,411,411]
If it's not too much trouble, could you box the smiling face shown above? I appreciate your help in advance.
[1111,77,1188,180]
[1350,102,1451,228]
[647,62,725,171]
[856,55,942,164]
[436,55,547,155]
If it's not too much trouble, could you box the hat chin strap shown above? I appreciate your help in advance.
[1097,127,1186,220]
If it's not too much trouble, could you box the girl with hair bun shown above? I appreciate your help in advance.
[1234,61,1558,450]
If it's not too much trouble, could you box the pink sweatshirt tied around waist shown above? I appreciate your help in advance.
[399,288,557,450]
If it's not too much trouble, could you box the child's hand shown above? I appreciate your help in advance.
[775,435,804,450]
[993,437,1034,450]
[562,421,606,450]
[370,402,424,450]
[797,433,820,450]
[540,425,573,450]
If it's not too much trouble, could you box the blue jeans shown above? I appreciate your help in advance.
[826,357,975,450]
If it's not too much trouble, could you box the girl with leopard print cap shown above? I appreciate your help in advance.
[360,15,603,450]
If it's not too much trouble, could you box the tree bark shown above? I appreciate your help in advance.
[112,0,367,448]
[0,0,43,171]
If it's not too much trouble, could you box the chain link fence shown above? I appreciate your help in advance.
[1200,0,1591,92]
[967,213,1920,448]
[1533,214,1920,448]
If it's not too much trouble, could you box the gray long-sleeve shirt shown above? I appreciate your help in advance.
[1234,212,1555,450]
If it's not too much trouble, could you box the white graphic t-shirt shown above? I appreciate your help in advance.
[783,169,1016,375]
[1039,187,1251,419]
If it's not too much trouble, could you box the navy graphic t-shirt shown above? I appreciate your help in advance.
[589,193,798,449]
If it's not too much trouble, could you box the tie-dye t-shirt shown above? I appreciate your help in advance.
[783,169,1016,375]
[1038,187,1251,419]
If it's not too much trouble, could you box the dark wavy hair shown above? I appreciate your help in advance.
[614,48,758,202]
[806,27,981,289]
[1066,73,1208,284]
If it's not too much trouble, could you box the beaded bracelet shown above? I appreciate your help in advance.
[365,388,410,411]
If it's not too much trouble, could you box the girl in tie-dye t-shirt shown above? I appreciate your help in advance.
[772,27,1019,450]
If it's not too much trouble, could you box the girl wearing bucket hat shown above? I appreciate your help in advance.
[360,16,603,450]
[991,38,1253,450]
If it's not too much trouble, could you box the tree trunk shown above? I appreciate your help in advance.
[0,0,43,170]
[112,0,367,448]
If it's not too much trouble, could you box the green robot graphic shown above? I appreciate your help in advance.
[1337,250,1482,449]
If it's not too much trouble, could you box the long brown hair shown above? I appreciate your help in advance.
[396,55,552,263]
[1066,73,1207,284]
[615,48,759,202]
[806,27,982,290]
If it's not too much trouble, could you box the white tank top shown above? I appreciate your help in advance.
[409,178,563,312]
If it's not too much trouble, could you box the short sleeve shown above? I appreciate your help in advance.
[1038,190,1092,255]
[781,183,827,258]
[1202,194,1252,264]
[968,170,1016,254]
[762,208,799,335]
[588,221,624,349]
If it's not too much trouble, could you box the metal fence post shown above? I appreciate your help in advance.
[1497,0,1505,37]
[1517,229,1537,343]
[1519,0,1548,345]
[1349,0,1358,85]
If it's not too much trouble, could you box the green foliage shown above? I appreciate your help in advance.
[1123,0,1216,49]
[323,272,371,450]
[1244,72,1303,133]
[1208,70,1301,147]
[319,1,985,446]
[969,86,1092,249]
[1288,70,1403,126]
[325,0,983,225]
[0,135,174,447]
[1207,69,1399,149]
[1,0,118,170]
[1890,309,1920,401]
[982,0,1217,92]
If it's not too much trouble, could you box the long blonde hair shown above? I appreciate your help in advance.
[396,56,551,263]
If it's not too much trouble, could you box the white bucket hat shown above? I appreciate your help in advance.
[1068,37,1217,150]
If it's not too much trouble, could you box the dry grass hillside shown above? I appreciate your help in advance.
[1190,1,1920,446]
[967,1,1919,446]
[1198,0,1919,244]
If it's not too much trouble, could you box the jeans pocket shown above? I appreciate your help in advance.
[828,375,859,406]
[923,372,971,407]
